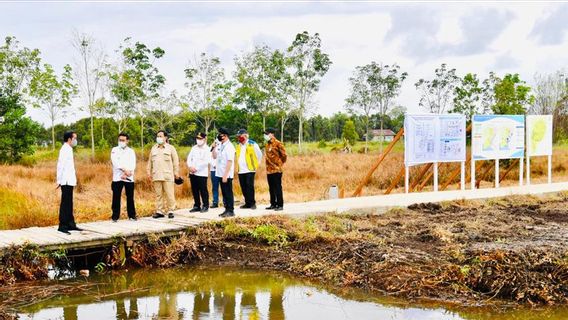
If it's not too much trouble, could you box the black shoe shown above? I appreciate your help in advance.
[168,212,174,219]
[219,211,235,218]
[58,228,71,235]
[69,227,84,232]
[250,204,257,210]
[274,206,283,211]
[240,204,251,209]
[265,205,277,210]
[189,207,201,213]
[112,219,118,223]
[153,212,165,219]
[129,217,137,221]
[211,203,219,208]
[200,207,209,213]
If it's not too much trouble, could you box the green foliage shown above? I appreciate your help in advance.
[317,140,327,148]
[341,120,358,146]
[492,73,535,115]
[251,224,289,247]
[452,73,483,121]
[345,62,407,152]
[0,94,41,163]
[183,52,231,135]
[416,63,459,114]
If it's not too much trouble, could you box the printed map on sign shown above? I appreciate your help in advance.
[472,115,525,160]
[439,116,466,161]
[404,114,466,166]
[527,115,553,156]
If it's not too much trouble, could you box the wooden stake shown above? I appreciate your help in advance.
[352,127,404,197]
[385,166,406,195]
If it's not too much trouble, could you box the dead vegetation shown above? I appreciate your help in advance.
[2,193,568,310]
[2,145,568,230]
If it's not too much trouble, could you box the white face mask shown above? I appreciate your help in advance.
[71,138,78,147]
[196,139,205,146]
[118,141,127,149]
[156,137,165,145]
[263,134,271,142]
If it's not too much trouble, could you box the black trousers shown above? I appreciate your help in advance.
[267,173,284,207]
[59,185,77,231]
[111,181,136,220]
[220,177,234,212]
[238,172,256,206]
[190,174,209,208]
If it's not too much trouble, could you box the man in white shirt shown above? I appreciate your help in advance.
[187,132,211,213]
[235,129,263,209]
[209,139,222,208]
[56,131,82,234]
[212,127,235,217]
[110,132,137,222]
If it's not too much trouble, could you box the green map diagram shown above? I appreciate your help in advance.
[482,127,496,150]
[499,127,512,150]
[531,118,547,154]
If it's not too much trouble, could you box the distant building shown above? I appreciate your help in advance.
[363,129,397,142]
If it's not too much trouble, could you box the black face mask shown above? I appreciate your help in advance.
[217,134,224,141]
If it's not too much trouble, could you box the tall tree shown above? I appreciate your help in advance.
[287,31,332,152]
[184,52,231,135]
[452,73,484,122]
[30,64,78,150]
[72,31,106,158]
[415,63,459,114]
[492,73,534,115]
[345,62,407,153]
[531,71,568,115]
[119,38,165,148]
[0,36,42,162]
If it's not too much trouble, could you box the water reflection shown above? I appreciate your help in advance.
[15,267,568,320]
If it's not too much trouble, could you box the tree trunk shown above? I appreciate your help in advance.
[90,113,95,156]
[365,116,369,154]
[51,120,55,151]
[380,115,384,154]
[262,114,266,132]
[140,117,144,148]
[298,113,303,153]
[280,116,285,142]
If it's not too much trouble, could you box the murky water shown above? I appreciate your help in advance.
[14,267,568,320]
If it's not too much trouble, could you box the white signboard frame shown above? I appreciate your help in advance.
[404,114,466,193]
[471,115,525,189]
[526,115,553,185]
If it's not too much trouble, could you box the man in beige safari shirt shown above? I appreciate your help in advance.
[147,130,180,219]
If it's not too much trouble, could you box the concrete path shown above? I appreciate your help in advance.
[1,182,567,251]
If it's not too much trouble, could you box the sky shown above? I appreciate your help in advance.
[1,1,568,127]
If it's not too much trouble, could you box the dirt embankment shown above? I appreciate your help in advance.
[118,193,568,305]
[1,193,568,315]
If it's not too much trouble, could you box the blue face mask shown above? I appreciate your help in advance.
[71,138,78,147]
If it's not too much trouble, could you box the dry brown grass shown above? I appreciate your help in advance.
[1,146,568,230]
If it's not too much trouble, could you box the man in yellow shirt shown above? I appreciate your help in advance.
[235,129,263,209]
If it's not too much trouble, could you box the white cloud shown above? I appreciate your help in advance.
[1,2,567,126]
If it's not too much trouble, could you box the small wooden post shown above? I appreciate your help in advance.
[526,156,531,185]
[385,166,406,195]
[548,155,552,184]
[495,159,500,188]
[404,166,409,194]
[433,162,439,192]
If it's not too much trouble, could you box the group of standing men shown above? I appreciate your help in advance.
[55,127,287,234]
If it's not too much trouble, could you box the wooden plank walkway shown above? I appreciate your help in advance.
[1,181,568,252]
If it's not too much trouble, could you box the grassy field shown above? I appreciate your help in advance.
[0,140,567,230]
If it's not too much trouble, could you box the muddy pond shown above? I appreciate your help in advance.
[7,267,567,320]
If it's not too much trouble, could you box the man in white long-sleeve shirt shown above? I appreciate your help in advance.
[56,131,82,234]
[187,132,211,213]
[110,132,137,222]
